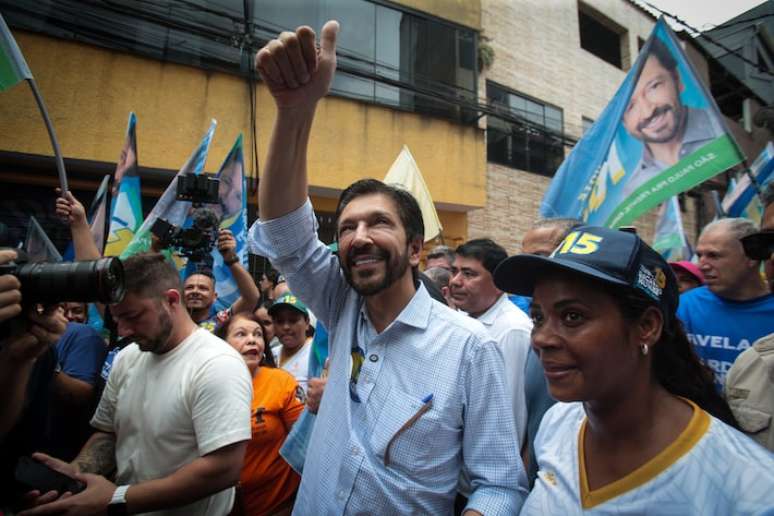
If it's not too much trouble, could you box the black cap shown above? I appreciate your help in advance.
[494,225,679,319]
[741,230,774,261]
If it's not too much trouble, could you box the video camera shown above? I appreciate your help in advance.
[150,173,221,266]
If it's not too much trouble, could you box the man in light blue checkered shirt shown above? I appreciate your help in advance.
[249,21,527,515]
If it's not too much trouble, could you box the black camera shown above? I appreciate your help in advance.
[0,251,126,305]
[150,173,221,265]
[741,230,774,261]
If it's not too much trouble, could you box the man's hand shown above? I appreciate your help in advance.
[0,249,22,323]
[217,229,237,262]
[20,453,81,509]
[27,305,68,348]
[255,20,339,111]
[306,376,327,414]
[55,189,88,228]
[2,305,67,363]
[21,471,116,516]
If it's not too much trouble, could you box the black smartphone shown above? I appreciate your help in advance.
[14,456,86,495]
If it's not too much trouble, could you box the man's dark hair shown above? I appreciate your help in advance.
[335,179,424,244]
[762,182,774,209]
[185,268,215,282]
[122,253,182,299]
[455,238,508,276]
[647,37,678,74]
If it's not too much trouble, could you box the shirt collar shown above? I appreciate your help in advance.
[477,293,509,326]
[357,282,432,332]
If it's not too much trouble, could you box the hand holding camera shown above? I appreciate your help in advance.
[0,249,23,323]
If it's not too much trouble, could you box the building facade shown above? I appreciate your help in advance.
[469,0,771,253]
[0,0,769,262]
[0,0,486,257]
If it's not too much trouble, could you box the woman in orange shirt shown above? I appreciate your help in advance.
[217,312,304,515]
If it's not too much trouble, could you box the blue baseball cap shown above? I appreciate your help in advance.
[494,225,679,319]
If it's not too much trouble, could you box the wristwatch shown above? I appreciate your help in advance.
[223,254,239,266]
[107,485,130,516]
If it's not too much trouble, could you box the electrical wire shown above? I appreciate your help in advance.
[638,0,773,76]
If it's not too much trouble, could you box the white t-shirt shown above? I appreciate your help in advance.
[522,400,774,515]
[92,328,253,516]
[272,339,312,394]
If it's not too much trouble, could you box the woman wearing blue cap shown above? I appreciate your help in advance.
[494,226,774,514]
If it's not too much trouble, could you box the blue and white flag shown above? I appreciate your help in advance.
[722,142,774,219]
[121,119,217,259]
[652,196,691,261]
[105,112,142,257]
[207,134,247,313]
[541,18,744,227]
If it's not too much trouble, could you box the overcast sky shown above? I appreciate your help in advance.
[641,0,768,32]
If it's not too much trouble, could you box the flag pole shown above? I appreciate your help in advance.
[26,77,68,193]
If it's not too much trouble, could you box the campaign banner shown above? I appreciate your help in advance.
[540,18,744,227]
[105,112,142,257]
[204,134,247,313]
[652,196,691,261]
[120,119,217,259]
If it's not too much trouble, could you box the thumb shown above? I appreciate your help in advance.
[320,20,339,56]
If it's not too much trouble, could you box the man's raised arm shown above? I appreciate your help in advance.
[255,21,338,221]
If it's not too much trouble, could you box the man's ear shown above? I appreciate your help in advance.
[165,289,182,308]
[408,237,423,267]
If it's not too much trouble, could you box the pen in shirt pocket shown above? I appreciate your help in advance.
[384,393,434,467]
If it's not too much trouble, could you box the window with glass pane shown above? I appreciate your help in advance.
[486,82,565,177]
[2,0,477,124]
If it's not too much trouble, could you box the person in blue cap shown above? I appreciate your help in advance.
[494,226,774,515]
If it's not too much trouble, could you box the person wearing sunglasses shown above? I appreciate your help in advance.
[495,225,774,514]
[726,182,774,451]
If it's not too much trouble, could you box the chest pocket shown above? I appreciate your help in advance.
[369,386,459,477]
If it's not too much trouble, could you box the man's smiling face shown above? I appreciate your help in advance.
[623,55,685,145]
[336,193,416,296]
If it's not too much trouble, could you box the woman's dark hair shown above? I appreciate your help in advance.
[609,284,739,428]
[215,312,276,368]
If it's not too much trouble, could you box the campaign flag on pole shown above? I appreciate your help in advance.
[722,142,774,218]
[652,196,691,261]
[120,119,217,259]
[206,134,247,313]
[384,145,443,242]
[0,14,32,91]
[25,216,62,263]
[540,17,744,227]
[105,113,142,257]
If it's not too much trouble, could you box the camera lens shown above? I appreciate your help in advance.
[16,257,126,304]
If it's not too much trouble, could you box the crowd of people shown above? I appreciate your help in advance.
[1,20,773,516]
